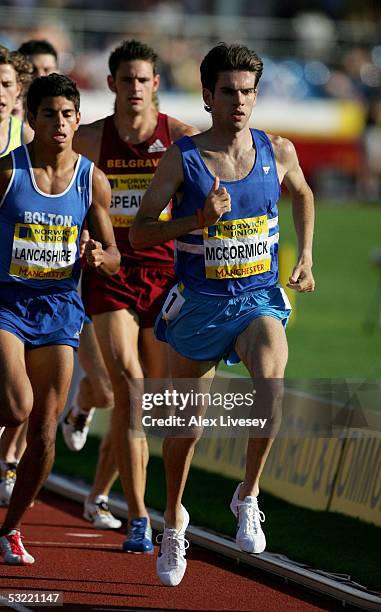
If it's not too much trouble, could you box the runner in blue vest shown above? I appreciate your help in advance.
[131,43,315,586]
[0,73,120,565]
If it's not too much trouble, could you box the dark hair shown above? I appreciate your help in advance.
[200,43,263,111]
[109,39,158,78]
[0,46,33,86]
[18,39,58,61]
[27,73,80,117]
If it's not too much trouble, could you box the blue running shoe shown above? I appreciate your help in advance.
[123,517,153,553]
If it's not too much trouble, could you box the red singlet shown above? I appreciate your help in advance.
[82,113,176,326]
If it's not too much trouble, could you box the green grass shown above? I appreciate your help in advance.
[222,201,381,379]
[54,430,381,588]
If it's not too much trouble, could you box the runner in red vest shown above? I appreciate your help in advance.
[72,40,197,552]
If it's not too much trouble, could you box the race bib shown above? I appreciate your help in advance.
[203,215,272,279]
[10,223,78,280]
[161,283,185,321]
[108,174,170,227]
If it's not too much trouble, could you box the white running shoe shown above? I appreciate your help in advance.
[230,482,266,554]
[83,495,122,529]
[156,505,190,587]
[62,407,95,451]
[0,462,17,507]
[0,529,35,565]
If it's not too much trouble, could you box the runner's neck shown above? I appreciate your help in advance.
[113,109,159,145]
[27,140,78,172]
[204,124,254,155]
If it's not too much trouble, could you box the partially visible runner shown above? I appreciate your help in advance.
[0,46,33,506]
[73,39,197,552]
[131,43,315,585]
[62,261,121,529]
[0,73,120,565]
[18,39,58,78]
[0,46,33,156]
[13,40,58,121]
[76,321,121,530]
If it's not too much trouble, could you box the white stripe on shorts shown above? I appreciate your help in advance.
[280,287,292,310]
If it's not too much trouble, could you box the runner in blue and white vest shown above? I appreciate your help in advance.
[0,74,120,566]
[131,43,315,587]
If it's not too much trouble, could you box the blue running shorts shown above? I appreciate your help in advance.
[155,284,292,365]
[0,287,85,349]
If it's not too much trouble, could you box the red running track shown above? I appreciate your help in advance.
[0,490,341,611]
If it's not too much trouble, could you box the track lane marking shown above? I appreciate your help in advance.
[23,540,122,549]
[65,532,102,538]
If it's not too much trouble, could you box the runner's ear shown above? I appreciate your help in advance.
[107,74,116,94]
[153,73,160,93]
[74,111,81,130]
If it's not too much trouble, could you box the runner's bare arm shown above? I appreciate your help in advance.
[0,154,14,199]
[273,136,315,293]
[130,144,229,248]
[86,166,120,275]
[130,144,198,248]
[73,120,103,164]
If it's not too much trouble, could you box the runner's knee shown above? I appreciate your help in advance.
[109,360,143,390]
[164,434,201,455]
[0,387,33,427]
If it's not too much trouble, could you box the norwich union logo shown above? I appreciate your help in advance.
[18,226,32,239]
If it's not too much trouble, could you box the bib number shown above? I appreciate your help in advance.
[162,283,185,321]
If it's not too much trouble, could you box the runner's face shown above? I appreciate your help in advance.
[28,96,80,148]
[204,70,257,132]
[0,64,21,122]
[109,60,160,115]
[31,53,58,77]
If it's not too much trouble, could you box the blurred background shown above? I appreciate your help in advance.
[1,0,381,201]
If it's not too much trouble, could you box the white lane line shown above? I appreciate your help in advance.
[24,540,120,549]
[65,532,102,538]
